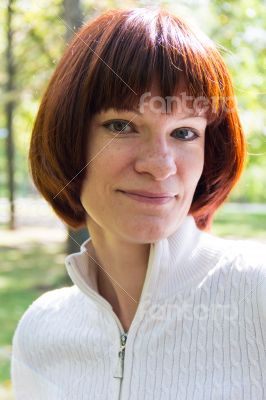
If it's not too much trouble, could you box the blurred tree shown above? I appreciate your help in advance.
[63,0,89,254]
[64,0,83,42]
[1,0,65,200]
[5,0,16,229]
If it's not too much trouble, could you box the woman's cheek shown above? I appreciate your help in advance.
[180,146,204,183]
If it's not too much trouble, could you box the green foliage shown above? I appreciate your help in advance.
[208,0,266,202]
[209,0,266,116]
[228,132,266,202]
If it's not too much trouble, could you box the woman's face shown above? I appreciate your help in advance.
[80,89,207,243]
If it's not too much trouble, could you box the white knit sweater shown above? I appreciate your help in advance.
[11,216,266,399]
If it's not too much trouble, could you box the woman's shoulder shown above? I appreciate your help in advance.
[200,231,266,279]
[200,234,266,311]
[21,285,80,315]
[223,237,265,269]
[11,285,92,391]
[12,285,85,344]
[224,238,266,286]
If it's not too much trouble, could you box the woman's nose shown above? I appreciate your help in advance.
[134,138,177,180]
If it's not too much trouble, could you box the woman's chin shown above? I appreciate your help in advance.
[121,223,175,244]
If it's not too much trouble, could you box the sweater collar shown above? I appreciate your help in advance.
[65,215,219,309]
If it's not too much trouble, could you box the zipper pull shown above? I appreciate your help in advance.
[113,333,127,378]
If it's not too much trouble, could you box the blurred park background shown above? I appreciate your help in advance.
[0,0,265,398]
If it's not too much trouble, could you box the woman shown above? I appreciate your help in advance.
[11,7,266,399]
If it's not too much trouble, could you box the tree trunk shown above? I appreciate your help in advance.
[5,0,16,230]
[63,0,89,255]
[64,0,83,42]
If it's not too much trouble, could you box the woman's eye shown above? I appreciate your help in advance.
[102,121,199,140]
[103,120,134,134]
[172,128,199,141]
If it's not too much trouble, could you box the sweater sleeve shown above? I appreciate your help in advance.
[11,320,62,400]
[10,290,69,400]
[257,260,266,353]
[233,239,266,360]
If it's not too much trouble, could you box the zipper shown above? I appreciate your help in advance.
[66,250,155,398]
[114,332,127,378]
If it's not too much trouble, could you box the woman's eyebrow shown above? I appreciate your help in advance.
[106,108,207,123]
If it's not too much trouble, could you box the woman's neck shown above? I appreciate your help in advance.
[86,222,150,332]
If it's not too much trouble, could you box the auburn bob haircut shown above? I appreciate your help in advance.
[29,8,246,231]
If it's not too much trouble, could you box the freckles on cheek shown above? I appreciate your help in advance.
[186,146,204,165]
[181,150,204,182]
[107,145,134,167]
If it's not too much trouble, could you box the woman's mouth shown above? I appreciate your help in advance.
[118,190,175,205]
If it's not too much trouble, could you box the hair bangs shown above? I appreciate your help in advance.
[83,9,229,125]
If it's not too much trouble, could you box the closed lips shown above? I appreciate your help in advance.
[119,190,176,198]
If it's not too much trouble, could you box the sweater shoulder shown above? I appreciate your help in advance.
[11,286,92,397]
[12,286,84,346]
[224,237,265,268]
[203,232,266,272]
[19,285,80,318]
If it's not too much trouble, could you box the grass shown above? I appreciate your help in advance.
[213,208,266,241]
[0,243,71,345]
[0,208,265,392]
[0,239,72,385]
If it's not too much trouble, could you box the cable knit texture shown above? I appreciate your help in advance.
[11,216,266,399]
